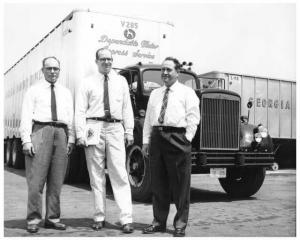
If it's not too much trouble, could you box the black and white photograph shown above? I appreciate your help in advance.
[3,0,297,237]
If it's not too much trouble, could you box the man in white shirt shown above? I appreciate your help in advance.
[19,56,75,233]
[75,48,134,233]
[142,57,200,237]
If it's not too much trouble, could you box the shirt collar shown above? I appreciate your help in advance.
[97,69,117,80]
[162,80,179,92]
[40,79,60,88]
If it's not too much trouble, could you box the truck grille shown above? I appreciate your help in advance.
[200,93,240,150]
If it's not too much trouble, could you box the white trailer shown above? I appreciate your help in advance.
[4,9,174,168]
[198,71,296,168]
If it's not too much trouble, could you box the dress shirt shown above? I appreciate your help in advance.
[19,80,75,144]
[143,80,200,144]
[75,70,134,139]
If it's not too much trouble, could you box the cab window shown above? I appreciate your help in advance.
[142,70,197,93]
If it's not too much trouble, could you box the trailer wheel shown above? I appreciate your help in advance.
[5,139,13,167]
[219,167,266,198]
[126,144,151,202]
[11,138,25,169]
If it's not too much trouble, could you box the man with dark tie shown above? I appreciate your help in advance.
[142,57,200,237]
[75,48,134,233]
[19,56,75,233]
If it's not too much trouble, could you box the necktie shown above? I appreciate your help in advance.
[103,74,111,119]
[158,87,170,124]
[51,84,57,121]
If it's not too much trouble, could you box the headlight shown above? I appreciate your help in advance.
[258,125,268,138]
[254,124,268,142]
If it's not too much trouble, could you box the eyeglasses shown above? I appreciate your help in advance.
[161,67,173,72]
[98,58,113,62]
[44,67,60,72]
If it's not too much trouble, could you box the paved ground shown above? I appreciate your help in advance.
[4,166,296,237]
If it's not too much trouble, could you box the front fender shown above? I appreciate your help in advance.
[240,123,255,149]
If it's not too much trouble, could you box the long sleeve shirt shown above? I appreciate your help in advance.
[75,70,134,139]
[143,80,200,144]
[19,80,75,144]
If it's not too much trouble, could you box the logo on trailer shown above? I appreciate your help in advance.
[124,29,136,40]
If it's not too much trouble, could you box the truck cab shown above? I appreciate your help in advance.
[119,63,274,201]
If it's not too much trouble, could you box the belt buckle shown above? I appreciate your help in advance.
[158,126,163,131]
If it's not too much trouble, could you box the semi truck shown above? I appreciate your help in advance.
[4,9,275,201]
[198,71,296,169]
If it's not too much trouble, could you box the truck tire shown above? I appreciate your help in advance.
[126,144,151,202]
[219,167,266,198]
[11,138,25,169]
[5,139,13,167]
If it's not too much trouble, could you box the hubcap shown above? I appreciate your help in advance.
[126,146,146,188]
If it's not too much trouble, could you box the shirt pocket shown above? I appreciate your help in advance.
[35,93,50,108]
[115,96,122,103]
[112,88,123,104]
[89,90,101,101]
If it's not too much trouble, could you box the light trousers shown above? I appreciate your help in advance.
[84,122,133,225]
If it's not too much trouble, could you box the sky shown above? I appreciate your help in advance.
[2,0,297,80]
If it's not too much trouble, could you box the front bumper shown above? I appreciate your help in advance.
[191,151,274,168]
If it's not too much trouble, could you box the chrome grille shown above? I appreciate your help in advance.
[200,93,240,150]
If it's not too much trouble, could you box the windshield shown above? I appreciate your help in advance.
[199,77,224,89]
[142,69,197,93]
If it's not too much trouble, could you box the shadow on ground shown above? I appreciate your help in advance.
[190,187,257,203]
[4,218,176,237]
[4,165,256,204]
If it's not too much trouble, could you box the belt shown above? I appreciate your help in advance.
[33,120,67,128]
[153,126,186,133]
[87,117,122,123]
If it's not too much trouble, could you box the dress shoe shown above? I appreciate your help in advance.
[143,224,166,234]
[44,221,66,230]
[173,228,185,237]
[27,224,39,233]
[92,221,105,231]
[122,223,134,233]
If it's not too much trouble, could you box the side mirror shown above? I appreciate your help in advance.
[246,100,253,124]
[240,115,248,123]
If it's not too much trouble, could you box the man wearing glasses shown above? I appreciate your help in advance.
[75,48,134,233]
[20,56,75,233]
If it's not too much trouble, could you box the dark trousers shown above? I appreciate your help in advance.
[149,128,191,229]
[25,124,68,224]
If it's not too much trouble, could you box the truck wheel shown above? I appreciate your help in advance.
[126,144,151,202]
[11,138,25,169]
[219,167,266,198]
[5,139,13,167]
